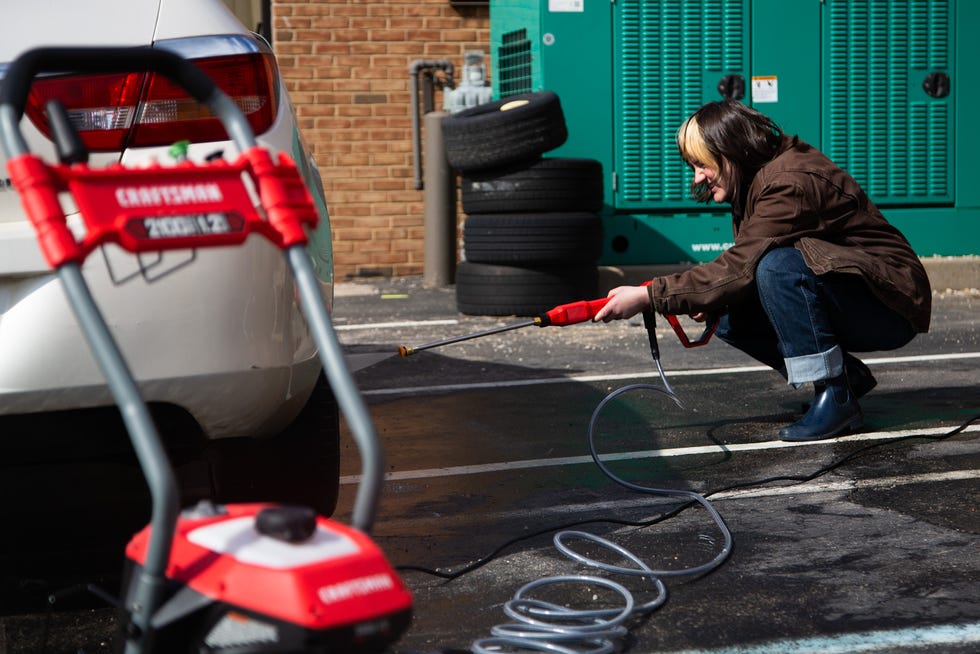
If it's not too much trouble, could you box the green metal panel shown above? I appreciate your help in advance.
[497,29,534,96]
[956,0,980,209]
[601,213,735,265]
[613,0,749,211]
[537,1,614,183]
[750,0,821,144]
[879,208,980,257]
[823,0,953,205]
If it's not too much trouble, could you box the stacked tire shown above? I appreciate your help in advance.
[441,92,604,316]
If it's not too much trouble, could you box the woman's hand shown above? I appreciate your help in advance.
[593,285,652,322]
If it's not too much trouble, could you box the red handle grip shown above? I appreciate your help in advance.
[540,297,610,326]
[539,281,652,326]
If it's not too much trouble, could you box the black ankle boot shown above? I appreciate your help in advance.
[844,354,877,400]
[779,374,863,441]
[800,357,876,412]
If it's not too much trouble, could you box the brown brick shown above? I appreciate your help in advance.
[313,43,353,55]
[330,28,370,41]
[404,5,444,18]
[329,5,368,18]
[275,0,488,279]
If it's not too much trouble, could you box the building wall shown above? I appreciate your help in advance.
[273,0,490,280]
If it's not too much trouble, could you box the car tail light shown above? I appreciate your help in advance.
[24,52,279,151]
[25,72,144,151]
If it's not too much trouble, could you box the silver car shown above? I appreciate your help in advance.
[0,0,340,513]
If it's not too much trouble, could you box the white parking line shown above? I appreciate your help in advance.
[335,318,459,331]
[339,424,980,485]
[360,351,980,397]
[662,620,980,653]
[714,468,980,500]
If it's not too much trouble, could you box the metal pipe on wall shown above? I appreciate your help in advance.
[409,59,454,191]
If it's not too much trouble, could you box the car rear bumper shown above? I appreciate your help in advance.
[0,236,322,439]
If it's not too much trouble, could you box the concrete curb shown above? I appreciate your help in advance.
[919,255,980,292]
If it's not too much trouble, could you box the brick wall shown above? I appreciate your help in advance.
[273,0,490,280]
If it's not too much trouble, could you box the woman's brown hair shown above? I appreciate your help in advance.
[677,100,785,214]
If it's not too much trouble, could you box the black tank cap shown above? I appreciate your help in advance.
[255,505,317,543]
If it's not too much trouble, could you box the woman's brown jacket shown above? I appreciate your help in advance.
[647,136,932,332]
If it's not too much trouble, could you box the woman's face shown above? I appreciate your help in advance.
[691,159,728,203]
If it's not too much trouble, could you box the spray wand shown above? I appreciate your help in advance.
[396,296,717,358]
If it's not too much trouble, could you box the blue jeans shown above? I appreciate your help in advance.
[715,247,915,385]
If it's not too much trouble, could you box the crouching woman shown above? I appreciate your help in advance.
[595,100,931,441]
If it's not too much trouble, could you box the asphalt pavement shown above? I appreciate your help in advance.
[330,274,979,654]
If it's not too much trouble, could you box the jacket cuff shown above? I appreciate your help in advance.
[647,281,656,311]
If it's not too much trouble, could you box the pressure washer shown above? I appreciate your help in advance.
[2,46,411,653]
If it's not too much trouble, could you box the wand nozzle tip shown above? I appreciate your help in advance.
[397,345,412,358]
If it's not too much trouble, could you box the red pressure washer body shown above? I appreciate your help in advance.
[122,503,412,651]
[8,146,412,652]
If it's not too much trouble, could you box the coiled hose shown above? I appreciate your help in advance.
[471,381,733,654]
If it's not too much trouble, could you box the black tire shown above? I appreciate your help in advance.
[206,373,341,516]
[441,91,568,172]
[461,158,604,214]
[463,212,603,264]
[456,261,599,316]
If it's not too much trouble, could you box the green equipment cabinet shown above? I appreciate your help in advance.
[490,0,979,265]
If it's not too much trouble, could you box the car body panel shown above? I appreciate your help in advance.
[0,1,161,58]
[157,0,249,41]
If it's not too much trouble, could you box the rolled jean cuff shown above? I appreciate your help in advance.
[784,345,844,385]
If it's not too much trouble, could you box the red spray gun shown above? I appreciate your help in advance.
[396,295,717,358]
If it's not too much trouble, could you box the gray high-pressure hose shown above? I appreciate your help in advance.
[471,320,733,654]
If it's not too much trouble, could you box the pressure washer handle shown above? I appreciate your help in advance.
[542,280,654,327]
[538,295,717,348]
[538,297,611,326]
